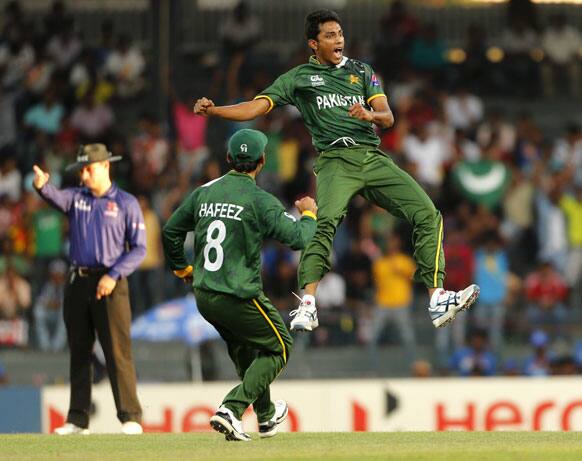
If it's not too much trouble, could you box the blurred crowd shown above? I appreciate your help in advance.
[0,0,581,380]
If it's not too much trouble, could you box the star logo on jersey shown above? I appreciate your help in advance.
[310,75,325,87]
[349,74,360,85]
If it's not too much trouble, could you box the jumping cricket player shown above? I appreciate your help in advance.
[194,10,479,332]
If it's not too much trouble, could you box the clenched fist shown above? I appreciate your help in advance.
[194,97,215,116]
[295,196,318,216]
[348,103,373,122]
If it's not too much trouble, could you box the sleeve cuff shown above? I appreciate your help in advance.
[367,93,387,105]
[108,269,121,280]
[254,95,275,114]
[301,211,317,220]
[173,265,193,278]
[34,183,47,194]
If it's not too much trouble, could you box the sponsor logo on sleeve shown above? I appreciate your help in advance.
[371,74,380,87]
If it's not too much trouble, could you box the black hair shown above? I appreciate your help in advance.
[227,153,260,173]
[233,161,260,173]
[479,229,502,247]
[304,9,341,41]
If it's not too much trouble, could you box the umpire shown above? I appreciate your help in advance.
[33,144,146,435]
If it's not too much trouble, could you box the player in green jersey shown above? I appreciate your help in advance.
[194,10,479,332]
[162,129,317,441]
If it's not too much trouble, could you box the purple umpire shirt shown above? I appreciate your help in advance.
[36,182,146,280]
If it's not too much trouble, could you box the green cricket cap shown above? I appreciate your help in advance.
[228,129,268,163]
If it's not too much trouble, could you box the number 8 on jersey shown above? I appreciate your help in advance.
[203,220,226,271]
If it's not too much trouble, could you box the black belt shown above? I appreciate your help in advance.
[70,266,109,277]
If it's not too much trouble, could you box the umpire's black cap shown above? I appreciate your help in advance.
[66,144,122,172]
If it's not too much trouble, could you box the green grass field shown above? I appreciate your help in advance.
[1,432,581,461]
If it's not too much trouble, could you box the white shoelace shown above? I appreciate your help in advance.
[290,291,304,317]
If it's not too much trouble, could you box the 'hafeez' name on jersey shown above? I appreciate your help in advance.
[198,202,244,221]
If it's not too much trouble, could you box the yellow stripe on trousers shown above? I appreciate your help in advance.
[433,217,444,287]
[252,299,287,363]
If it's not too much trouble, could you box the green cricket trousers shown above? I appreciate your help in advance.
[194,288,293,422]
[298,146,445,289]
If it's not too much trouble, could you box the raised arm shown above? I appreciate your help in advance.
[193,97,270,121]
[32,164,76,213]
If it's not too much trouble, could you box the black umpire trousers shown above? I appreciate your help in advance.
[63,269,142,428]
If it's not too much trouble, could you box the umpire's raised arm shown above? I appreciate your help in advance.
[33,164,76,213]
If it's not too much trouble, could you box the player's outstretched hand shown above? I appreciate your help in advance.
[295,196,317,216]
[348,103,373,122]
[194,97,215,116]
[32,165,50,189]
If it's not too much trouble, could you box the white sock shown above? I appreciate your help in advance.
[302,294,316,307]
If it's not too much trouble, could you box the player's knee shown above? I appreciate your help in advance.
[314,215,342,239]
[415,206,441,230]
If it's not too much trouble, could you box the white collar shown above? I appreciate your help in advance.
[336,56,348,68]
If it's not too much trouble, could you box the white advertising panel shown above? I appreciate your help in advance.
[42,377,582,433]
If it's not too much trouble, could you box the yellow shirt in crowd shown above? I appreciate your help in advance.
[560,195,582,246]
[139,209,163,270]
[372,253,416,308]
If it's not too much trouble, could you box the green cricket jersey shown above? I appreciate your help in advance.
[255,56,386,152]
[162,171,317,299]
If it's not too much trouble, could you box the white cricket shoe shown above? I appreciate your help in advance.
[258,400,288,438]
[121,421,143,435]
[54,423,90,435]
[290,297,318,331]
[429,284,480,328]
[210,406,251,442]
